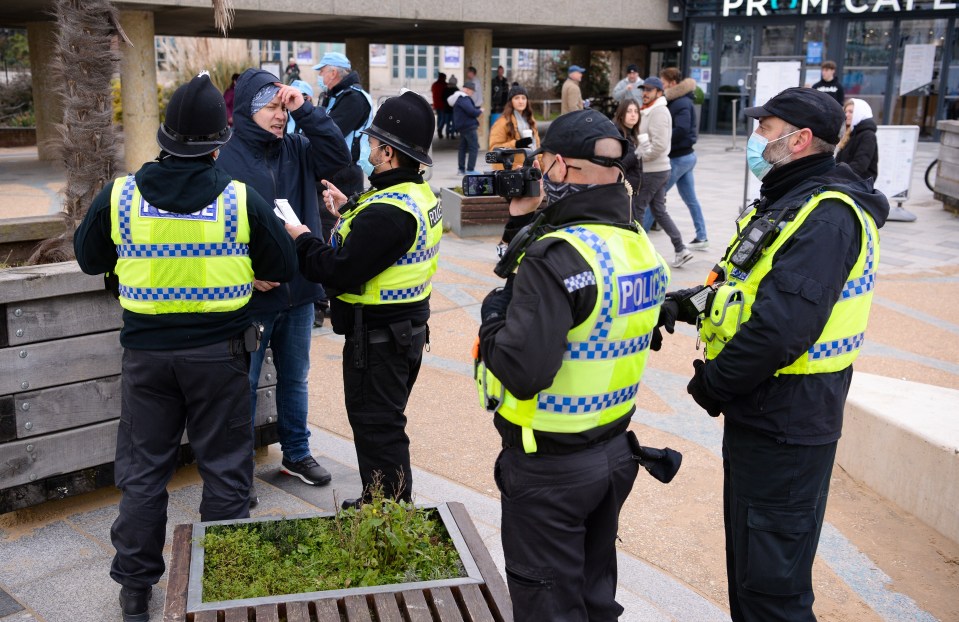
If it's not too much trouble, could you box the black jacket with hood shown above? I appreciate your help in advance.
[664,77,698,159]
[479,183,646,454]
[835,117,878,181]
[699,153,889,445]
[74,155,297,349]
[215,68,351,315]
[319,70,372,196]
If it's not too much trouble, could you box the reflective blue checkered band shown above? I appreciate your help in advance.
[565,330,653,360]
[537,382,640,415]
[564,227,615,340]
[564,270,596,293]
[222,182,238,242]
[396,243,440,265]
[116,242,249,258]
[808,332,865,360]
[381,282,429,301]
[117,175,137,244]
[840,203,877,300]
[370,192,434,266]
[118,283,253,301]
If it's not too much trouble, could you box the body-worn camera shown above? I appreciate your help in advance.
[461,148,541,199]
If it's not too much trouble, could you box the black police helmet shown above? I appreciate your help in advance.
[157,72,231,157]
[362,91,435,166]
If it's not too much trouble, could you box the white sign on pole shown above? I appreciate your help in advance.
[744,58,804,207]
[874,125,919,202]
[899,45,936,96]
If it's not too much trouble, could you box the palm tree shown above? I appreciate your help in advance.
[27,0,234,264]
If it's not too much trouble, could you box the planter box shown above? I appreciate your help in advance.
[0,127,37,148]
[935,120,959,215]
[0,215,67,266]
[0,262,279,513]
[439,187,510,238]
[164,501,513,621]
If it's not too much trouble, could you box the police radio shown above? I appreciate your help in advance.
[728,206,790,273]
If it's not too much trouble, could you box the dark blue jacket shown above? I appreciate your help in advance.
[216,68,350,314]
[701,154,889,445]
[452,92,481,132]
[665,80,698,159]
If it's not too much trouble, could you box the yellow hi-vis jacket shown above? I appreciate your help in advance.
[701,190,879,374]
[476,224,669,453]
[109,175,254,315]
[334,182,442,305]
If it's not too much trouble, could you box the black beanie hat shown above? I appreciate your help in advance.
[157,72,231,157]
[508,84,528,100]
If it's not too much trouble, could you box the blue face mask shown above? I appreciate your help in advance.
[746,129,800,180]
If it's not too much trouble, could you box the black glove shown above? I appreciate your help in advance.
[650,300,678,352]
[481,277,514,323]
[687,359,722,417]
[666,285,708,325]
[515,136,534,148]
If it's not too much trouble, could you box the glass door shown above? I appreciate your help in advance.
[718,24,754,133]
[890,19,949,136]
[843,20,895,123]
[947,23,959,122]
[761,24,797,56]
[689,22,715,132]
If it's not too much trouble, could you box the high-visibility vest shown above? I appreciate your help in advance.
[327,84,375,175]
[109,175,254,315]
[334,181,442,305]
[701,190,879,374]
[476,224,669,453]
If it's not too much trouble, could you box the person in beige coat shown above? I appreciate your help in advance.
[561,65,586,115]
[488,84,541,169]
[637,76,693,267]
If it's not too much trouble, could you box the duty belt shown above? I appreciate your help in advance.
[367,324,427,344]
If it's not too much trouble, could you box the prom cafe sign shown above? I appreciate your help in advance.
[722,0,956,16]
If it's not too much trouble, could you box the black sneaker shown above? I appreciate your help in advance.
[119,586,151,622]
[688,238,710,251]
[281,456,332,486]
[249,481,259,509]
[341,498,363,510]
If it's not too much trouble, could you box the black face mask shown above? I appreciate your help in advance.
[542,157,597,205]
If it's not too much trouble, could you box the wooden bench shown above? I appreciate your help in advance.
[163,502,513,622]
[0,261,279,513]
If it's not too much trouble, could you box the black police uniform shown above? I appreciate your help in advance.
[73,76,296,601]
[694,155,888,621]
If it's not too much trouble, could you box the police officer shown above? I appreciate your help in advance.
[672,87,888,621]
[284,91,441,508]
[475,110,670,621]
[73,73,296,622]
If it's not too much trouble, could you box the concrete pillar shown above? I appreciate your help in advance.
[119,10,159,172]
[609,51,623,95]
[464,28,492,152]
[26,22,64,162]
[345,38,370,92]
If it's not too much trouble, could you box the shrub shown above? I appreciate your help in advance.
[0,73,34,127]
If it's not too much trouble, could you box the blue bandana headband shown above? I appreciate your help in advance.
[251,85,280,116]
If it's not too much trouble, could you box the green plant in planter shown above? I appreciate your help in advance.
[200,487,465,602]
[694,87,705,105]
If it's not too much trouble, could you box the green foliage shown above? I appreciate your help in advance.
[694,87,705,105]
[0,73,33,127]
[0,29,29,69]
[111,79,174,125]
[200,488,465,602]
[551,50,612,100]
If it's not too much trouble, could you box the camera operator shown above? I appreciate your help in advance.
[284,92,441,510]
[475,109,671,620]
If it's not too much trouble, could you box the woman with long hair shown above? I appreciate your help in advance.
[836,98,878,180]
[613,98,642,209]
[488,84,541,170]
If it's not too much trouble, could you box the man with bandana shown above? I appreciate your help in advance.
[283,91,441,510]
[474,109,670,620]
[216,69,350,499]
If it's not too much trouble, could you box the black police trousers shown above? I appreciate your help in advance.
[110,342,254,590]
[723,421,837,622]
[342,328,426,503]
[495,433,639,622]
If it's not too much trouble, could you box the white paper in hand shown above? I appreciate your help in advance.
[273,199,301,227]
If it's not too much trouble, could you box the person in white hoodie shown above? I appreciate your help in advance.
[638,77,693,267]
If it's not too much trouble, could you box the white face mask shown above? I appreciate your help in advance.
[367,144,390,173]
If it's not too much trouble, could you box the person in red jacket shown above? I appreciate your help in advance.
[431,72,448,138]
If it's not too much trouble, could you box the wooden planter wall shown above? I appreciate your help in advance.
[0,262,278,514]
[439,188,511,238]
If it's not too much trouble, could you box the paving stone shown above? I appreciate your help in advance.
[0,522,104,589]
[0,587,24,617]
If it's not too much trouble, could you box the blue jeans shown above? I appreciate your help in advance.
[643,152,708,241]
[249,303,313,462]
[458,128,479,172]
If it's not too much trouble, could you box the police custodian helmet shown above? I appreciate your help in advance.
[362,90,435,166]
[157,71,232,157]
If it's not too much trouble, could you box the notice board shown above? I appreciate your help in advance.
[874,125,919,202]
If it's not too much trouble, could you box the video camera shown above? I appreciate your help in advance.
[461,148,541,199]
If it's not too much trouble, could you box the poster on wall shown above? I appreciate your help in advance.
[370,43,387,66]
[296,45,312,64]
[900,44,936,96]
[806,41,823,66]
[444,46,461,68]
[690,67,710,95]
[518,49,534,70]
